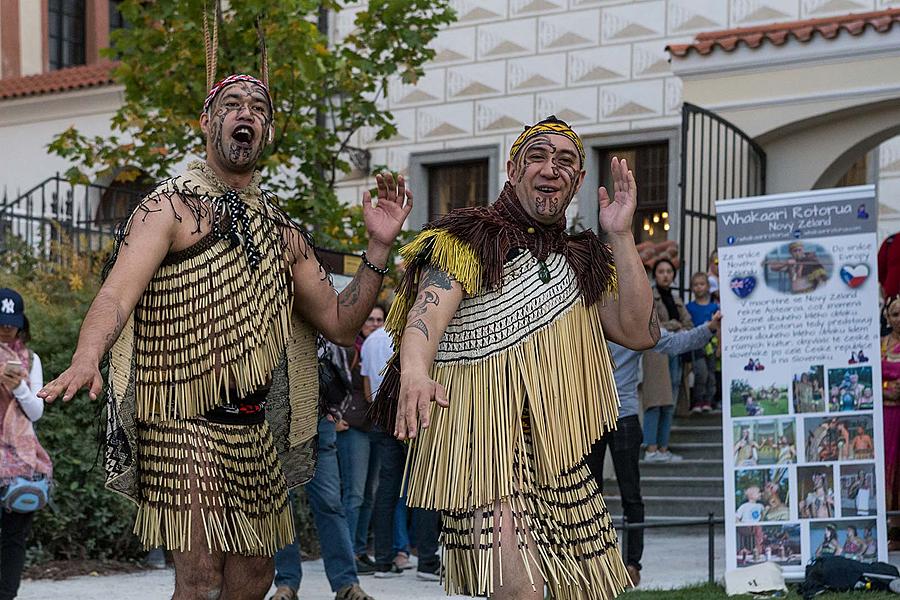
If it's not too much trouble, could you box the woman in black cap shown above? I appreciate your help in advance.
[0,287,51,600]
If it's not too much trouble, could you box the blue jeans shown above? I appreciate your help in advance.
[642,404,675,448]
[669,355,683,406]
[336,427,379,555]
[274,418,358,592]
[394,479,410,555]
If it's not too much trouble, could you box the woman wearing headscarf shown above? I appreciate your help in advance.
[0,288,51,600]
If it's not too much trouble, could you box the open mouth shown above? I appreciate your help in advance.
[232,125,254,145]
[535,185,559,194]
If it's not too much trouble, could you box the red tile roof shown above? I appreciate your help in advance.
[668,8,900,58]
[0,62,117,100]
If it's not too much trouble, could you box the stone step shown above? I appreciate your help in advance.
[668,424,724,444]
[603,475,724,498]
[674,413,723,427]
[666,442,723,460]
[639,458,724,478]
[604,494,725,519]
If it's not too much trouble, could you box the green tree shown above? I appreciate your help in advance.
[48,0,455,251]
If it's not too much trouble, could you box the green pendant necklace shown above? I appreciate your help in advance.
[538,261,551,284]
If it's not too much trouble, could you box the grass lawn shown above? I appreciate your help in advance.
[626,583,896,599]
[731,396,790,417]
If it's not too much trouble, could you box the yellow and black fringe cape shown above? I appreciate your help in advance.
[372,183,621,503]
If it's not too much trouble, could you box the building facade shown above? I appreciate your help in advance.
[1,0,899,265]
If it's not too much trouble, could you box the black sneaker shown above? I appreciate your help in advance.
[373,563,403,578]
[356,554,376,575]
[416,562,442,582]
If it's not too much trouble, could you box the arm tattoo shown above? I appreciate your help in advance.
[103,306,126,354]
[339,276,362,307]
[648,308,661,343]
[409,290,439,319]
[406,319,429,340]
[420,267,453,291]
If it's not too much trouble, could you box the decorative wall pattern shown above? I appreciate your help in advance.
[332,0,898,234]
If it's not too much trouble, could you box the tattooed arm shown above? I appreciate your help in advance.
[39,196,183,403]
[286,231,389,347]
[395,267,464,440]
[594,156,658,350]
[597,232,660,350]
[289,172,411,346]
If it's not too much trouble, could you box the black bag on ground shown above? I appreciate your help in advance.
[798,556,899,599]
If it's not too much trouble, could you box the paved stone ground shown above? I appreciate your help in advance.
[17,529,730,599]
[15,529,900,599]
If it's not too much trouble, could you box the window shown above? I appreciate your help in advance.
[428,159,488,220]
[427,160,489,221]
[598,143,669,243]
[48,0,86,70]
[408,146,499,228]
[109,0,128,31]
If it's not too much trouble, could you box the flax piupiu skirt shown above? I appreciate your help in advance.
[133,417,294,556]
[439,427,630,599]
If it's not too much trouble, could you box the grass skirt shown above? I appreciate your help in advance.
[133,418,293,556]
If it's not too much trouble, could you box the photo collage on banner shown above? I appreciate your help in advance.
[717,186,885,575]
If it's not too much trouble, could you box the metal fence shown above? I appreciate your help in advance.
[619,514,724,584]
[0,175,146,259]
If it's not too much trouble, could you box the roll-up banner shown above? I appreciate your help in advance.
[717,185,885,576]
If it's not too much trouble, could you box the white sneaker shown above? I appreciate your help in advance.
[644,451,666,462]
[664,451,684,462]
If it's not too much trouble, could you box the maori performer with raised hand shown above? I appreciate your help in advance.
[371,116,660,600]
[38,11,411,600]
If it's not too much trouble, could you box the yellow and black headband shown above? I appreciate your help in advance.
[509,115,585,165]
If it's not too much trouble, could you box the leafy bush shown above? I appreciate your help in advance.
[2,238,142,562]
[4,237,320,562]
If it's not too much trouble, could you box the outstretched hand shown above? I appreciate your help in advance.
[38,358,103,403]
[396,372,450,440]
[363,172,414,249]
[598,157,637,236]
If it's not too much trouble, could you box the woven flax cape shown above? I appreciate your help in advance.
[104,161,319,556]
[374,187,631,599]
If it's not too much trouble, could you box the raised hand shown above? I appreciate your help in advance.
[362,172,414,249]
[598,156,637,236]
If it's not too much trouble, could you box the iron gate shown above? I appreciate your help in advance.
[0,176,146,260]
[678,102,766,294]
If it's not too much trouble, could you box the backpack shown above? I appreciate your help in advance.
[318,344,352,419]
[798,556,899,599]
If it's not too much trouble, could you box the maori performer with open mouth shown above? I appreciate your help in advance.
[38,7,410,599]
[371,116,660,599]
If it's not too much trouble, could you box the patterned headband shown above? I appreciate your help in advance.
[509,116,585,164]
[203,73,273,114]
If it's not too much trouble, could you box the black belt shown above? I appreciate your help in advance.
[204,388,269,425]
